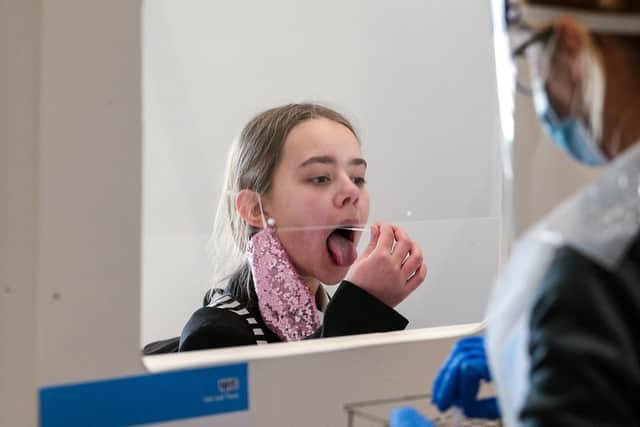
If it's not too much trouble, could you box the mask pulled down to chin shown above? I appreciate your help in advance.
[247,227,320,341]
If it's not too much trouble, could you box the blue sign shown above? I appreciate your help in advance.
[40,363,249,426]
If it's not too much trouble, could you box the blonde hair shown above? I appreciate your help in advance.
[209,103,358,304]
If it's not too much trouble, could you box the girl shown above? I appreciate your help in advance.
[179,103,427,351]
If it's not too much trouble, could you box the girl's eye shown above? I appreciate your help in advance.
[310,176,330,184]
[352,177,366,186]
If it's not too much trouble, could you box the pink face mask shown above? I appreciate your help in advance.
[247,226,320,341]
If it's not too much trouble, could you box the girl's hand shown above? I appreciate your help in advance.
[345,222,427,307]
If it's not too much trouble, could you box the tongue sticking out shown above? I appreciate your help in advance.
[327,231,357,266]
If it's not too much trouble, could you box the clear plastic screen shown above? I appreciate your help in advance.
[141,0,503,347]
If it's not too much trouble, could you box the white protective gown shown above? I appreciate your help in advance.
[485,142,640,426]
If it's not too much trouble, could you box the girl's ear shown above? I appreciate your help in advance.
[236,189,265,229]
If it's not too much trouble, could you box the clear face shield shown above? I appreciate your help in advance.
[487,4,640,424]
[491,0,640,246]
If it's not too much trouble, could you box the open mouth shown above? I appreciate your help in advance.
[326,226,358,267]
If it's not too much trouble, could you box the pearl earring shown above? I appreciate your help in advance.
[267,217,276,227]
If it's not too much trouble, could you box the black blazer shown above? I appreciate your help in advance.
[520,233,640,426]
[178,280,408,352]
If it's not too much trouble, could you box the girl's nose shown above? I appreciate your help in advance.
[333,175,360,208]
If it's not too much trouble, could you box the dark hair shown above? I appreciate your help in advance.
[526,0,640,12]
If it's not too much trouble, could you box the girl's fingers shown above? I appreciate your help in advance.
[401,244,423,278]
[373,223,396,255]
[391,226,412,262]
[359,224,380,258]
[405,263,427,294]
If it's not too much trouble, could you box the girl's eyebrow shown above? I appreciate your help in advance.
[298,155,367,168]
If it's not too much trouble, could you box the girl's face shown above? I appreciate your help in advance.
[264,117,370,285]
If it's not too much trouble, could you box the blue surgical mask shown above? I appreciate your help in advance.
[534,88,609,167]
[530,43,609,167]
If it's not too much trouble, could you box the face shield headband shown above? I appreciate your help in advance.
[517,4,640,36]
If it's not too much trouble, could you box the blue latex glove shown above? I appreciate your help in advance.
[390,407,434,427]
[432,335,500,419]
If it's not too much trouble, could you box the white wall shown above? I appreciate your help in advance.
[142,0,504,345]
